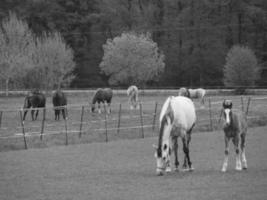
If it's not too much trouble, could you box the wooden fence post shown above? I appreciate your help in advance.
[246,97,251,116]
[152,102,158,131]
[19,110,27,150]
[241,96,244,111]
[64,117,68,145]
[208,98,213,131]
[117,103,122,135]
[103,103,108,142]
[0,111,3,128]
[79,106,85,138]
[139,102,144,138]
[40,108,46,140]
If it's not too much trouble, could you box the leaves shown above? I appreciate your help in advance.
[223,45,260,87]
[100,32,165,85]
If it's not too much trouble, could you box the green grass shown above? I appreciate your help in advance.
[0,126,267,200]
[0,92,266,151]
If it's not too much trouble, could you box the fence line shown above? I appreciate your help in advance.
[0,96,266,149]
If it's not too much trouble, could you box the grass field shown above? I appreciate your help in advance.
[0,91,267,151]
[0,125,267,200]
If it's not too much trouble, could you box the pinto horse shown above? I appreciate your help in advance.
[154,96,196,175]
[127,85,139,110]
[52,90,67,120]
[23,90,46,121]
[221,100,248,172]
[91,88,113,114]
[178,87,206,106]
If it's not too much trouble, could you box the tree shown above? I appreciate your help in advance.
[29,32,75,91]
[0,12,34,95]
[223,45,260,90]
[99,32,165,85]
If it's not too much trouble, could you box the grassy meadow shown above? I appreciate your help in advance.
[0,90,266,151]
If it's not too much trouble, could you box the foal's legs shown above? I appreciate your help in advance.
[233,136,242,171]
[222,136,230,172]
[240,133,247,169]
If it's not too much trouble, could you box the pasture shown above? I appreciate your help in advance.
[0,90,267,151]
[0,90,267,199]
[0,126,267,200]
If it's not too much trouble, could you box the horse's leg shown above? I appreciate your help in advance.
[23,110,28,121]
[172,136,179,171]
[98,103,101,114]
[222,135,230,172]
[31,109,35,121]
[35,109,39,120]
[62,108,66,120]
[182,134,192,171]
[108,103,111,113]
[233,135,242,171]
[240,133,247,169]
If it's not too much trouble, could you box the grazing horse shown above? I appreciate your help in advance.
[23,90,46,121]
[127,85,139,110]
[221,100,248,172]
[178,87,206,106]
[153,96,196,175]
[52,90,67,120]
[91,88,113,114]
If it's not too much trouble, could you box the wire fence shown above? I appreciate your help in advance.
[0,95,267,151]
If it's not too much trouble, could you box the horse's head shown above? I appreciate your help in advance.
[223,100,233,126]
[91,104,96,113]
[154,111,174,175]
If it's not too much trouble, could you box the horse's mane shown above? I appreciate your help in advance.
[157,97,173,157]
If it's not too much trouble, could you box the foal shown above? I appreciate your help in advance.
[221,100,248,172]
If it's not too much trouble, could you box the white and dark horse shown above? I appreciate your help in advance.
[154,96,196,175]
[178,87,206,106]
[127,85,139,110]
[221,100,248,172]
[91,88,113,114]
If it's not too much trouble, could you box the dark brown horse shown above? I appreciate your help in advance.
[23,90,46,121]
[52,90,67,120]
[91,88,113,114]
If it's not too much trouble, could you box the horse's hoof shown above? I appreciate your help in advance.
[221,168,227,172]
[165,167,172,173]
[174,167,179,172]
[189,166,194,171]
[235,167,242,171]
[242,167,247,170]
[156,171,164,176]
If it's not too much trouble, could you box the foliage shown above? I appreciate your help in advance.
[99,32,165,85]
[0,0,267,87]
[29,32,75,90]
[223,45,260,89]
[0,12,34,95]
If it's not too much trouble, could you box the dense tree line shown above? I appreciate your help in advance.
[0,0,266,88]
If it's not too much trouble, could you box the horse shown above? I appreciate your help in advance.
[23,90,46,121]
[153,96,196,176]
[52,90,67,120]
[91,88,113,114]
[127,85,139,110]
[178,87,206,106]
[221,100,248,172]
